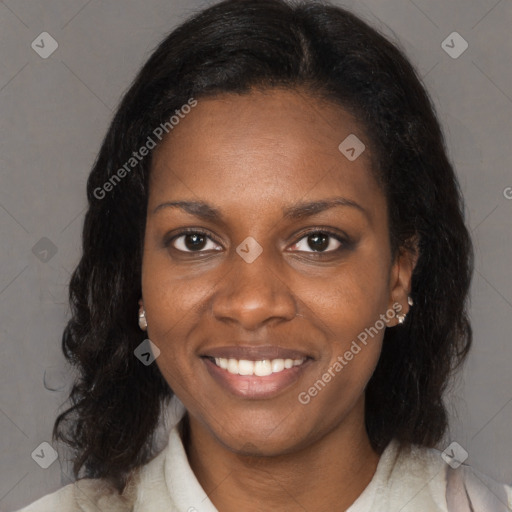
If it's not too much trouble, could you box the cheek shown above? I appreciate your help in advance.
[142,275,203,402]
[297,272,387,418]
[141,240,214,336]
[144,278,202,336]
[307,260,391,338]
[140,256,196,376]
[296,338,382,436]
[302,256,390,386]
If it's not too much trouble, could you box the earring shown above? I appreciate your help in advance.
[397,296,413,325]
[138,306,147,331]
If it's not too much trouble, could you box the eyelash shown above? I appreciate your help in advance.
[164,227,351,255]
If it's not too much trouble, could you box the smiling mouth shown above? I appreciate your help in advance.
[201,354,314,399]
[204,356,308,376]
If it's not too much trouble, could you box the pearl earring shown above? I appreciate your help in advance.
[138,307,147,331]
[397,295,414,325]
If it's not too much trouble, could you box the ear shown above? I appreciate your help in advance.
[387,235,420,326]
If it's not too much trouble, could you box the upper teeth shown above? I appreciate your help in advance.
[214,358,305,376]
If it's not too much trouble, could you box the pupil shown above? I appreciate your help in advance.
[185,233,206,251]
[309,233,328,252]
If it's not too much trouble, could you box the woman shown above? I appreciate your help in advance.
[15,0,512,510]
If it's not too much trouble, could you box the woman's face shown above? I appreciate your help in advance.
[142,88,414,455]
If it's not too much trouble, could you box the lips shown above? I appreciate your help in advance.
[200,344,314,399]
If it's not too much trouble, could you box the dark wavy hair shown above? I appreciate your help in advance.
[54,0,473,493]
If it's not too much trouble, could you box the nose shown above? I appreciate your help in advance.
[211,246,297,331]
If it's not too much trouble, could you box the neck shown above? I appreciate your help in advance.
[183,400,380,512]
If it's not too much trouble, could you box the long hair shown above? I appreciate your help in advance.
[54,0,473,492]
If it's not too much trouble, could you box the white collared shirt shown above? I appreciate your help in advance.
[14,415,512,512]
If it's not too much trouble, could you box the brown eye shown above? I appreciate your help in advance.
[290,231,344,253]
[307,233,330,252]
[183,233,207,251]
[169,230,222,253]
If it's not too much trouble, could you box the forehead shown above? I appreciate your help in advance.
[149,88,384,222]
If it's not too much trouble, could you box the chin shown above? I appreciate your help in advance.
[206,410,314,457]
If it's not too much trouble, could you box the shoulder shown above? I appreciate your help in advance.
[386,441,512,511]
[13,473,140,512]
[13,482,77,512]
[12,428,172,512]
[372,440,450,510]
[445,461,512,511]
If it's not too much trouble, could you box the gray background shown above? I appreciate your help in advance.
[1,0,511,510]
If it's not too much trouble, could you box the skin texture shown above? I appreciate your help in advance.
[141,88,417,511]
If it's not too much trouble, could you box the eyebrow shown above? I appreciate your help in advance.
[152,197,369,222]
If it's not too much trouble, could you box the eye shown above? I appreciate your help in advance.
[289,230,346,253]
[168,229,222,253]
[165,228,350,255]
